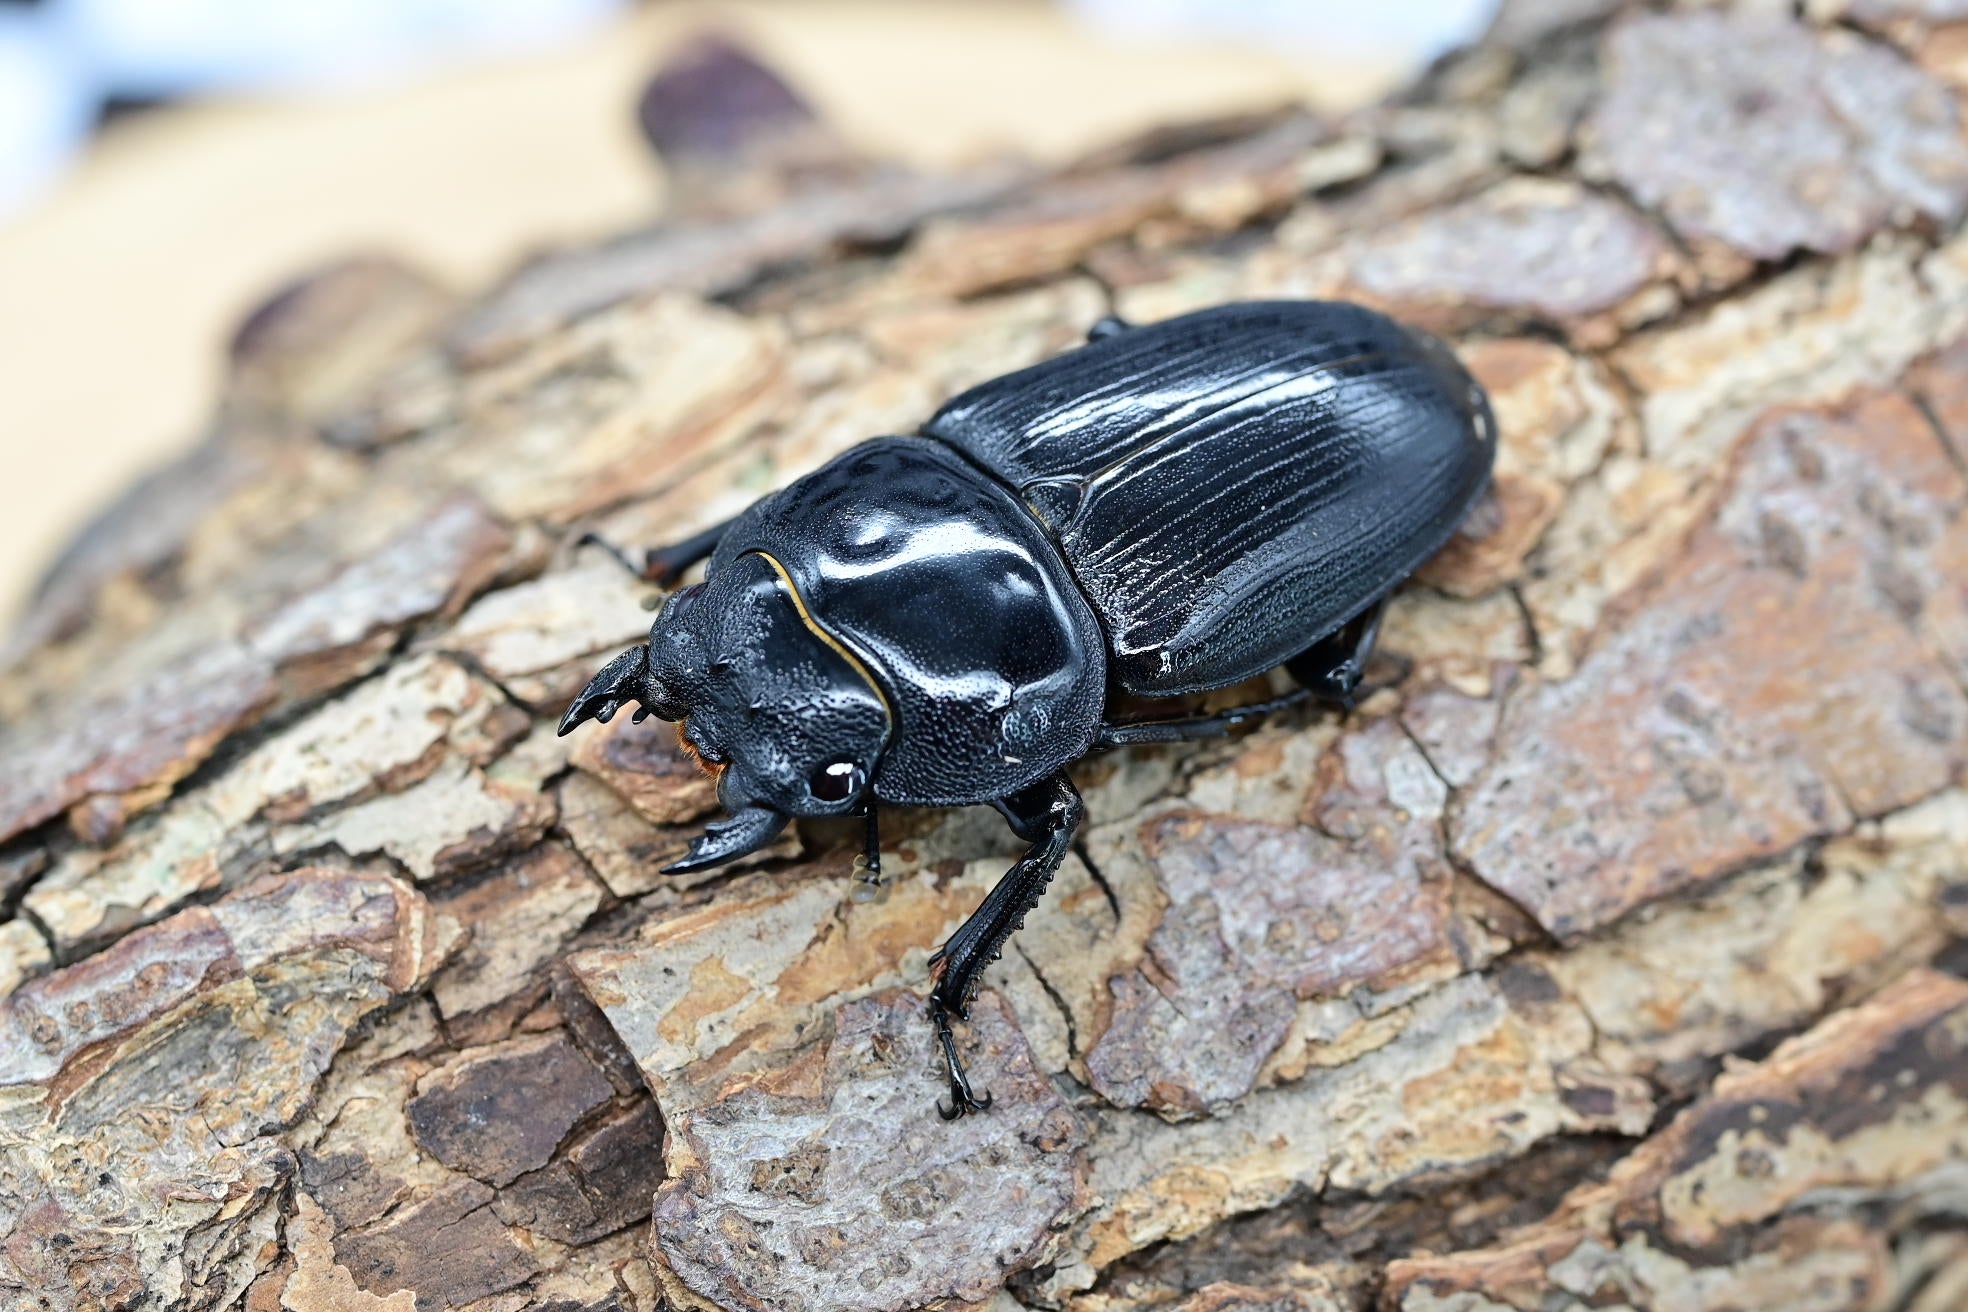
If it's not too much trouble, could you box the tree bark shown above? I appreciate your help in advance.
[5,3,1968,1310]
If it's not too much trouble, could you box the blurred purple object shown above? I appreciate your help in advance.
[636,33,817,164]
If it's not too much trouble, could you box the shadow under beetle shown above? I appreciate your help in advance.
[560,301,1496,1118]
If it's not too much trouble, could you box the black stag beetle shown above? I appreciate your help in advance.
[560,301,1495,1118]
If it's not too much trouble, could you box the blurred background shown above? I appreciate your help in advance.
[0,0,1493,622]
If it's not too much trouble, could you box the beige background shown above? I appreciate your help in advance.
[0,0,1400,621]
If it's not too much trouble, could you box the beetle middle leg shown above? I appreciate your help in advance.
[1093,599,1392,747]
[926,772,1082,1119]
[1094,687,1314,748]
[575,515,739,587]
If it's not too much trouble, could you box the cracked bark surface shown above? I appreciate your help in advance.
[3,3,1968,1309]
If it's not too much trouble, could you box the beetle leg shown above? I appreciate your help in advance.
[572,531,646,580]
[572,515,738,587]
[1086,313,1133,342]
[1283,597,1389,711]
[849,804,885,903]
[925,772,1082,1119]
[642,516,740,586]
[1092,599,1393,748]
[931,1003,992,1120]
[1094,687,1313,748]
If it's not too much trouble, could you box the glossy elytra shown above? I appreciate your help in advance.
[560,301,1496,1118]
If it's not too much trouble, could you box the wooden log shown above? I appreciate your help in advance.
[3,3,1968,1309]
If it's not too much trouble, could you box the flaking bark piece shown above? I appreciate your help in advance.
[1589,11,1968,267]
[445,171,1022,367]
[650,988,1088,1312]
[427,843,607,1043]
[435,556,653,708]
[1418,339,1627,598]
[1277,178,1680,348]
[1383,969,1968,1310]
[1084,721,1461,1116]
[21,653,528,957]
[226,253,454,423]
[568,708,722,828]
[0,870,444,1306]
[1453,384,1968,940]
[491,1098,668,1246]
[407,1032,616,1186]
[329,1179,540,1311]
[0,493,510,849]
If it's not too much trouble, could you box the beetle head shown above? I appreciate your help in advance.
[561,552,889,873]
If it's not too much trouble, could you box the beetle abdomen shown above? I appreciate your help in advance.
[924,301,1495,696]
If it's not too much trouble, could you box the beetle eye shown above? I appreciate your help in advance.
[810,760,864,803]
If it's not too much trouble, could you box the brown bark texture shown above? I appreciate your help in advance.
[5,3,1968,1309]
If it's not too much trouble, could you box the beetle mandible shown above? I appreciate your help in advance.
[560,301,1496,1118]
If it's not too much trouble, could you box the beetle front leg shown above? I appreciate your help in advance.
[642,517,741,586]
[575,515,739,587]
[926,772,1082,1119]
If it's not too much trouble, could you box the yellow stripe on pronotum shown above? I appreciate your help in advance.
[751,551,894,724]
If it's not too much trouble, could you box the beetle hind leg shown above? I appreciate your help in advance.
[1086,313,1133,342]
[930,1002,994,1119]
[1284,597,1389,711]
